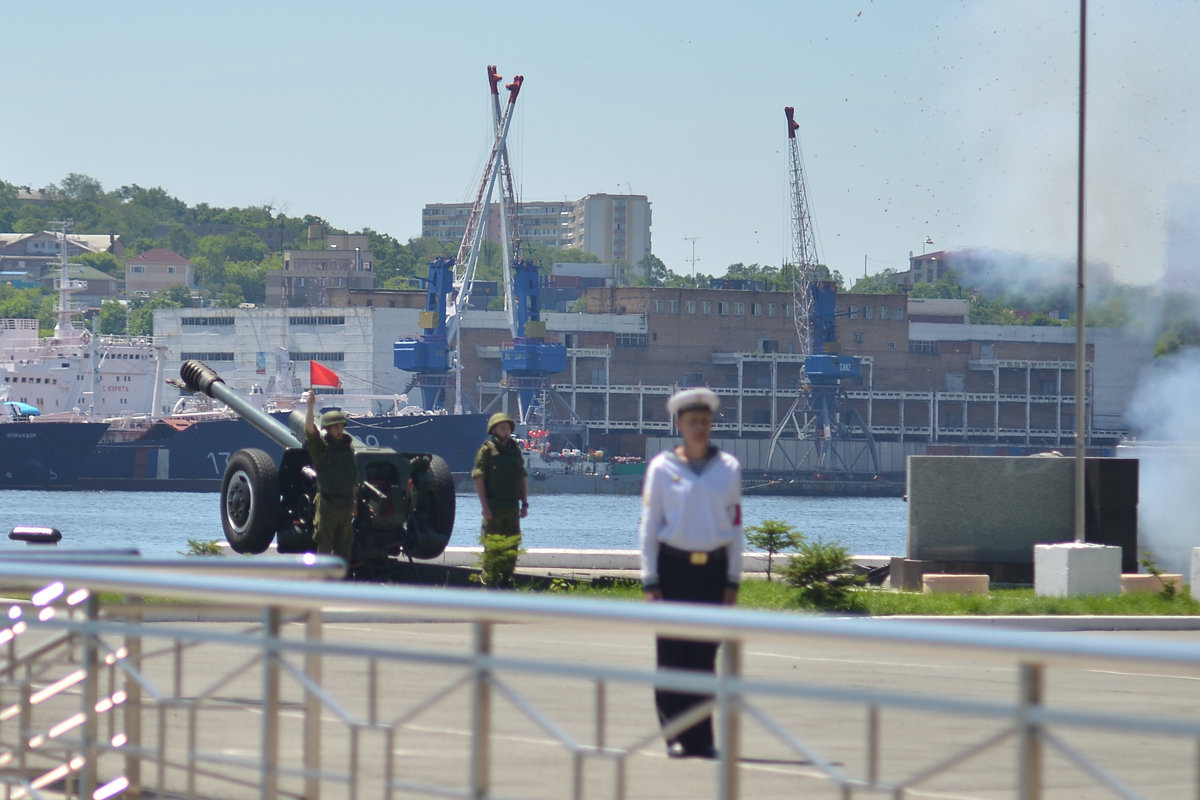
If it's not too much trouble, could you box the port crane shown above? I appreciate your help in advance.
[395,66,566,420]
[765,106,881,481]
[394,66,524,413]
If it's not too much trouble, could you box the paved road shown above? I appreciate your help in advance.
[73,615,1200,800]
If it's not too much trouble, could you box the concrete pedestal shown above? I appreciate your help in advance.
[1121,574,1182,594]
[1190,548,1200,602]
[922,574,990,596]
[1034,543,1122,597]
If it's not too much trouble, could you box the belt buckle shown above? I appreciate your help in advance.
[689,551,708,566]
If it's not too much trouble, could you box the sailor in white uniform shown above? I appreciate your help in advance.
[638,386,742,759]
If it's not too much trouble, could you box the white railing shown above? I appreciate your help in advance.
[0,557,1199,799]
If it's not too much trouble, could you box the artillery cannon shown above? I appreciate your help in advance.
[179,360,455,574]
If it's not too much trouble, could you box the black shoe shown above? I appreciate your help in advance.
[690,746,719,760]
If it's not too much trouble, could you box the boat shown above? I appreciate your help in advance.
[515,429,645,495]
[76,408,487,491]
[0,397,110,488]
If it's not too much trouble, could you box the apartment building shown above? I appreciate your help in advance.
[421,194,652,266]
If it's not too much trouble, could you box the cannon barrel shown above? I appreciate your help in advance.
[180,360,304,449]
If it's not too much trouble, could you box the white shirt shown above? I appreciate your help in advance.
[638,447,743,586]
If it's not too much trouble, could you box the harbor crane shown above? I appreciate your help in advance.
[394,66,524,413]
[395,66,566,419]
[765,106,881,482]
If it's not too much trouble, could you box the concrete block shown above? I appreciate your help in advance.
[1034,543,1122,597]
[1121,573,1182,594]
[922,574,989,595]
[907,456,1138,572]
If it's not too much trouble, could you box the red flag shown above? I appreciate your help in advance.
[310,361,341,388]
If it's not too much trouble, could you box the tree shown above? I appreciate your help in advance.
[97,299,128,335]
[850,269,902,294]
[71,252,122,278]
[744,519,804,582]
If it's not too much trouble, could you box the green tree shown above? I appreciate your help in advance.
[71,252,122,278]
[97,299,128,335]
[744,519,804,582]
[781,539,867,611]
[850,269,902,294]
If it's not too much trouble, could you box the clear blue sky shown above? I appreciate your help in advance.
[5,1,1196,286]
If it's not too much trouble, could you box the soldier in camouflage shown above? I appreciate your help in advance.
[304,391,357,571]
[472,412,528,585]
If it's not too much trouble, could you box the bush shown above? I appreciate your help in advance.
[474,534,523,587]
[780,539,867,611]
[744,519,803,582]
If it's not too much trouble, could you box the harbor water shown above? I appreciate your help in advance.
[0,491,908,560]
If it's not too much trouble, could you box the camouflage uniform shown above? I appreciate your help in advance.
[472,436,527,538]
[306,429,357,565]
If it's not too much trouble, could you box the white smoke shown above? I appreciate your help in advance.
[1124,351,1200,575]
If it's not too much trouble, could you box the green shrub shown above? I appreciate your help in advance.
[780,539,867,611]
[744,519,803,581]
[180,539,224,556]
[474,534,523,587]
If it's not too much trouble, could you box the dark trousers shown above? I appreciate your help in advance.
[655,544,726,753]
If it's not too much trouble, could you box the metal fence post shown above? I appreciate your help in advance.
[470,621,492,800]
[124,596,143,798]
[262,606,282,800]
[1017,662,1043,800]
[717,638,742,800]
[81,593,100,797]
[305,608,323,800]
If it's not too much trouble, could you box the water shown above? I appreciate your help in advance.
[0,491,908,559]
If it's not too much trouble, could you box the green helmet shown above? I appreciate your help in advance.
[321,409,348,428]
[487,412,515,435]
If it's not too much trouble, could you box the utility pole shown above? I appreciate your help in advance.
[684,236,700,281]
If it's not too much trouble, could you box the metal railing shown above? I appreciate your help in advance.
[1,557,1200,799]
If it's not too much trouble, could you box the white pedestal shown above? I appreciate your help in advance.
[1034,543,1122,597]
[1190,548,1200,602]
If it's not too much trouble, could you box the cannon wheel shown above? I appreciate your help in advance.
[221,449,281,554]
[424,455,456,540]
[403,455,456,560]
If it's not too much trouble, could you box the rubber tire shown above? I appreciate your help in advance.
[403,455,455,560]
[424,455,456,540]
[221,448,281,554]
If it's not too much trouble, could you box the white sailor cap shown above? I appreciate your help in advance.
[667,387,719,416]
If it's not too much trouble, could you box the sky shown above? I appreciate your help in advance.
[5,0,1200,286]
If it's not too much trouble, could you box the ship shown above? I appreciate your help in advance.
[0,400,110,488]
[76,407,487,491]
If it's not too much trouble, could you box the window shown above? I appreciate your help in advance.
[289,351,345,362]
[910,340,940,355]
[783,304,793,318]
[864,306,874,320]
[886,341,896,349]
[853,332,864,344]
[848,306,859,319]
[701,301,712,315]
[895,306,905,321]
[615,333,648,347]
[750,303,762,317]
[758,339,778,353]
[130,266,145,274]
[668,299,679,314]
[733,302,745,316]
[289,316,346,326]
[167,266,176,274]
[685,300,696,315]
[182,316,235,326]
[880,306,890,320]
[717,302,730,316]
[767,303,777,317]
[181,351,234,361]
[653,299,664,313]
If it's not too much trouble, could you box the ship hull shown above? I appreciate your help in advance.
[0,422,111,489]
[76,413,488,491]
